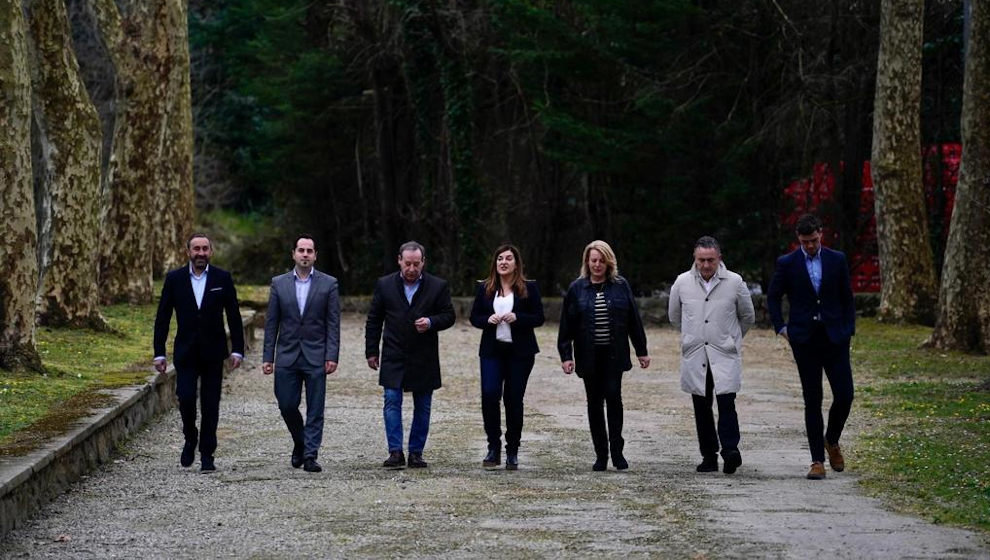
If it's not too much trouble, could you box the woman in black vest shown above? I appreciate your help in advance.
[557,240,650,471]
[470,244,544,470]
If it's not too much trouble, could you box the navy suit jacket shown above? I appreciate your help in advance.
[154,265,244,367]
[767,247,855,344]
[365,272,456,392]
[469,280,544,358]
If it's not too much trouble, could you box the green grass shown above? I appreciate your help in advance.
[851,318,990,531]
[0,302,156,454]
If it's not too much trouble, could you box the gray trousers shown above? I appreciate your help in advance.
[274,355,326,459]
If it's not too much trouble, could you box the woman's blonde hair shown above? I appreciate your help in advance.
[580,240,618,281]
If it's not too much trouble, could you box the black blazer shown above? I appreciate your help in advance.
[469,280,544,358]
[557,276,648,376]
[153,265,245,367]
[365,272,456,392]
[767,246,856,344]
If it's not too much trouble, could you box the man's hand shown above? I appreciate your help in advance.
[325,361,338,375]
[262,362,274,375]
[638,356,651,369]
[229,355,242,370]
[414,317,431,333]
[561,360,575,374]
[367,356,379,370]
[154,358,167,374]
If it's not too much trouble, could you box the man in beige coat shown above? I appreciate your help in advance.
[669,236,755,474]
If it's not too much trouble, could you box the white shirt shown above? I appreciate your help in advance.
[493,292,514,343]
[294,269,312,316]
[191,264,209,309]
[701,274,718,294]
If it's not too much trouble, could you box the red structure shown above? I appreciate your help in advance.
[782,143,960,292]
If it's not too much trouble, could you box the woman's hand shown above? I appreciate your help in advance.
[488,313,501,325]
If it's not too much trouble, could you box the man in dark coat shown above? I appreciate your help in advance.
[365,241,455,469]
[767,213,856,480]
[154,233,244,472]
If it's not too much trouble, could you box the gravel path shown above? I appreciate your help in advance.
[2,315,987,558]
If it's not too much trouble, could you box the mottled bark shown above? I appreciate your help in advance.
[26,0,107,329]
[930,1,990,352]
[871,0,938,324]
[0,0,42,370]
[90,0,170,304]
[154,0,194,276]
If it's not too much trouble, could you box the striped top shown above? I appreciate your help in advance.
[593,284,610,345]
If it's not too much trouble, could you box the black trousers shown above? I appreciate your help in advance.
[582,346,624,459]
[175,360,224,458]
[691,366,739,460]
[480,342,535,455]
[790,323,855,463]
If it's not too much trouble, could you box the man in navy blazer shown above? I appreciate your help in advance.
[263,235,341,473]
[366,241,455,469]
[154,234,244,472]
[768,213,855,480]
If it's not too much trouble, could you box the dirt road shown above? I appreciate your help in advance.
[2,316,986,558]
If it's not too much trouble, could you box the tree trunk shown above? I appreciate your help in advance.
[154,0,194,276]
[0,0,43,371]
[871,0,938,324]
[929,0,990,352]
[90,0,170,304]
[26,0,107,329]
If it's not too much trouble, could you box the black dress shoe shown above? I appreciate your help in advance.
[722,449,742,475]
[696,456,719,472]
[505,454,518,471]
[291,442,304,469]
[483,449,500,468]
[180,441,196,468]
[303,458,322,473]
[200,456,216,472]
[592,457,607,471]
[382,451,405,469]
[407,452,428,469]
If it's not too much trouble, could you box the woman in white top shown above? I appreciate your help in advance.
[469,244,545,470]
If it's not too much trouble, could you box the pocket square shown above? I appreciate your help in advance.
[210,287,223,292]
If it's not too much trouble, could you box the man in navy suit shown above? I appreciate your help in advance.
[262,235,341,473]
[366,241,455,469]
[768,214,855,480]
[154,233,244,472]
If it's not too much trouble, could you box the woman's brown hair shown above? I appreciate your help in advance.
[484,244,529,299]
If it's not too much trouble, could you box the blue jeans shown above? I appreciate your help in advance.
[480,344,534,454]
[383,387,433,453]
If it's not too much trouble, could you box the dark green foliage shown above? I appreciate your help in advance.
[189,0,964,295]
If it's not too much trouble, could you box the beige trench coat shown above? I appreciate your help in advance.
[668,262,755,396]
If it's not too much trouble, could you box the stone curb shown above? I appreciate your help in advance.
[0,310,256,538]
[0,368,176,537]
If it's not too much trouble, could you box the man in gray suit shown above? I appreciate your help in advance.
[263,235,341,473]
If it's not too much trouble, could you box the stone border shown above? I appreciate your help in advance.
[0,311,255,538]
[0,369,176,536]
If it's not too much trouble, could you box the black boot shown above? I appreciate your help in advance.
[610,437,628,470]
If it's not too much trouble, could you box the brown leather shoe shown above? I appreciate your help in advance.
[824,441,845,472]
[807,461,826,480]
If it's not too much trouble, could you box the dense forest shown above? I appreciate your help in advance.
[187,0,963,296]
[3,0,988,370]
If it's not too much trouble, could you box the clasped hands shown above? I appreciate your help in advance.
[487,312,517,325]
